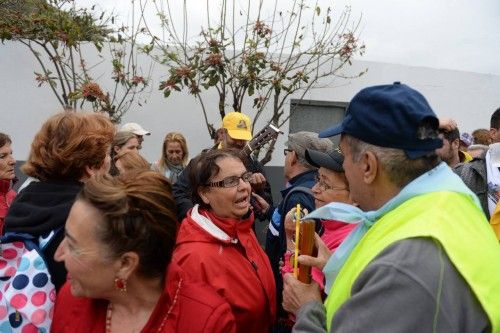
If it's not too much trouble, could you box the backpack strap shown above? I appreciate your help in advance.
[278,186,314,237]
[279,186,324,247]
[282,186,313,211]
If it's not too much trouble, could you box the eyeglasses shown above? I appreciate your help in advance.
[314,174,348,192]
[284,148,293,156]
[206,171,253,188]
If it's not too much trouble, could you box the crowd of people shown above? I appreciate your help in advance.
[1,82,500,332]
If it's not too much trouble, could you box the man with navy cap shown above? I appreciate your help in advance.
[282,82,500,332]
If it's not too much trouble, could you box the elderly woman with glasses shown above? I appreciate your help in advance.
[172,149,276,333]
[255,148,356,290]
[281,148,357,288]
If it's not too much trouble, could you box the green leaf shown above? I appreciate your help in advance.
[167,52,178,61]
[209,76,219,85]
[316,6,321,16]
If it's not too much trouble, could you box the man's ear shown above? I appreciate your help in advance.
[362,151,378,184]
[490,128,497,141]
[289,150,298,166]
[451,138,460,150]
[115,251,140,281]
[220,129,229,148]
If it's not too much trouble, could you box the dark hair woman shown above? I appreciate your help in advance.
[172,149,276,333]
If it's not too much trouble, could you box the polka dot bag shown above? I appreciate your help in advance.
[0,231,58,332]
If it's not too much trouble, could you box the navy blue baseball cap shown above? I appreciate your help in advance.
[319,82,443,159]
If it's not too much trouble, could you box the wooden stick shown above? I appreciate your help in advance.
[293,204,301,278]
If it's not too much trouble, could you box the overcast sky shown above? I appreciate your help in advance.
[76,0,500,75]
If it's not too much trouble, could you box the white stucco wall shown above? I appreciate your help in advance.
[1,42,499,167]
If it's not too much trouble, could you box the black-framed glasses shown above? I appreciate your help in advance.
[314,174,348,192]
[206,171,253,188]
[284,148,293,156]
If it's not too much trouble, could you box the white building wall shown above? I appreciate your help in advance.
[1,42,500,167]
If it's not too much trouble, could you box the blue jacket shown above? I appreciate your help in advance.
[265,169,317,329]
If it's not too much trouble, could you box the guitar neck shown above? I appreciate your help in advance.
[240,144,253,158]
[239,124,282,159]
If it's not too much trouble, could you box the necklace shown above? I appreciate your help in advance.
[105,278,183,333]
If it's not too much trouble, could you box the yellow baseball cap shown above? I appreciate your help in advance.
[222,112,252,141]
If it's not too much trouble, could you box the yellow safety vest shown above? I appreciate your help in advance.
[324,191,500,332]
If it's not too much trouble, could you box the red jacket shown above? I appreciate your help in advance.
[52,263,236,333]
[0,179,16,235]
[172,206,276,333]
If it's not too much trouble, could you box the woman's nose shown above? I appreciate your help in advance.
[54,239,66,262]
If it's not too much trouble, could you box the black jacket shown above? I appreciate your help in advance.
[5,180,82,290]
[173,148,273,222]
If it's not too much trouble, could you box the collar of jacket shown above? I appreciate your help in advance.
[190,204,255,244]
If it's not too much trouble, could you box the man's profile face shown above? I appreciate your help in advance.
[435,134,454,164]
[222,130,247,150]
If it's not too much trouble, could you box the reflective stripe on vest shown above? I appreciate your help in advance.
[324,191,500,332]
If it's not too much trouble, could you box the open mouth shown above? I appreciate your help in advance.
[235,196,249,205]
